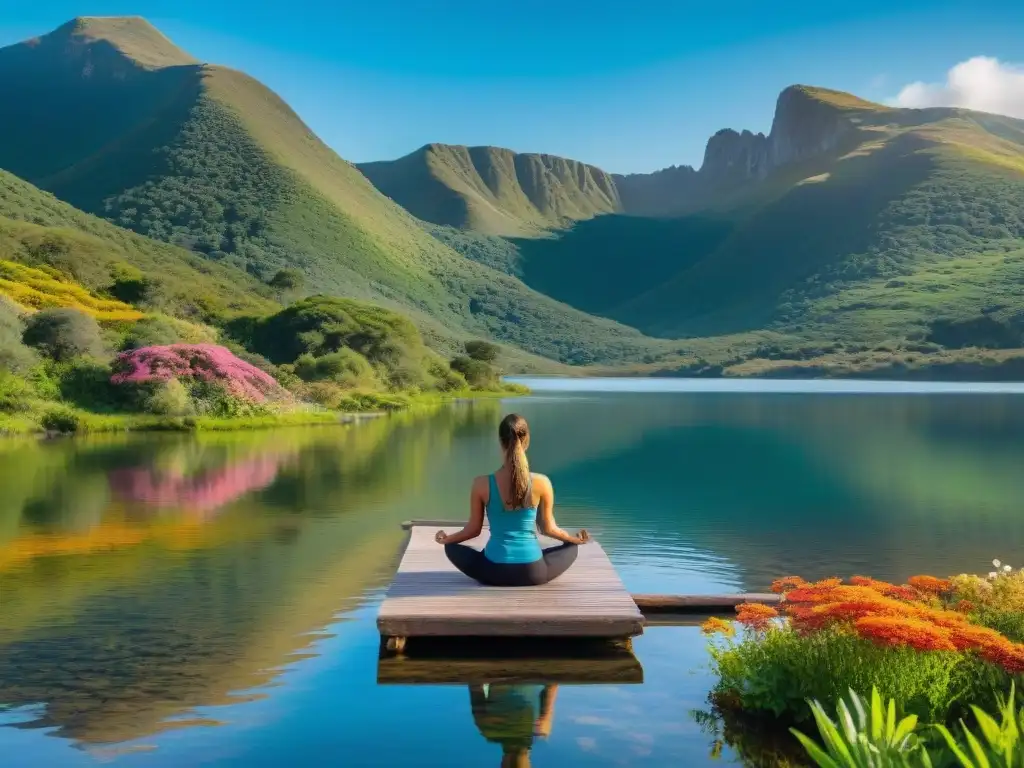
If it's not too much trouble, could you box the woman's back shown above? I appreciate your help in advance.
[483,473,542,564]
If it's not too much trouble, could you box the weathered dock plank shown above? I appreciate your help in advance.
[377,524,645,640]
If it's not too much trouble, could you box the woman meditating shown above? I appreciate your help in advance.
[435,413,589,587]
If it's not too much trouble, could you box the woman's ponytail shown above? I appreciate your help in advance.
[498,414,531,509]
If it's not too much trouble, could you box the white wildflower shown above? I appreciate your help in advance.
[989,572,999,579]
[1004,565,1013,572]
[994,559,1002,568]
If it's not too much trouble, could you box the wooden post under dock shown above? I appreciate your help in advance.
[378,520,782,653]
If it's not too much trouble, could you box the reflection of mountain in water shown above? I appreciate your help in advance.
[0,404,502,746]
[2,393,1023,750]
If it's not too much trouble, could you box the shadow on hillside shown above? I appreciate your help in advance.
[509,214,734,317]
[615,132,938,337]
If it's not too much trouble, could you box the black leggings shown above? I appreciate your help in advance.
[444,542,578,587]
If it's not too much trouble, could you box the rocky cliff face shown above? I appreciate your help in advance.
[767,85,855,167]
[700,128,770,184]
[616,85,865,212]
[613,164,701,216]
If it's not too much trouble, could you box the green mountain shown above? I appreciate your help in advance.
[0,165,275,319]
[0,17,666,367]
[375,86,1024,375]
[357,144,621,236]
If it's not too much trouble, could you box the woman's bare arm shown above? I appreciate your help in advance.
[535,475,589,545]
[436,476,486,545]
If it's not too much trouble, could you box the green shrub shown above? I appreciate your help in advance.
[464,339,499,362]
[428,358,467,392]
[144,379,194,417]
[293,349,377,388]
[120,316,184,350]
[22,307,105,361]
[40,405,80,433]
[450,355,499,389]
[708,624,981,725]
[0,371,34,412]
[54,358,121,410]
[234,295,438,390]
[267,268,304,292]
[0,295,36,372]
[108,263,151,304]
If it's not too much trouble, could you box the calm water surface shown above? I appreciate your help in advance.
[3,379,1024,766]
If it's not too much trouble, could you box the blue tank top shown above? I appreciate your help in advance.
[483,474,542,564]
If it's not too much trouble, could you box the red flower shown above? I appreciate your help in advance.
[854,616,957,653]
[908,575,953,594]
[770,576,808,594]
[735,603,779,631]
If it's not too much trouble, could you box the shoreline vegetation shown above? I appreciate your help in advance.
[1,276,528,437]
[700,564,1024,765]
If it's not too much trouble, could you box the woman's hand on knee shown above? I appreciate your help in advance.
[435,530,448,544]
[575,529,590,545]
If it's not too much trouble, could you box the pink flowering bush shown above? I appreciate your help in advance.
[111,344,291,415]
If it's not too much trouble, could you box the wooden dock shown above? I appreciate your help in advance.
[377,523,644,648]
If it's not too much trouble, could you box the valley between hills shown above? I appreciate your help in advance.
[4,14,1024,406]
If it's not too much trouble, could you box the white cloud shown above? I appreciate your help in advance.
[890,56,1024,118]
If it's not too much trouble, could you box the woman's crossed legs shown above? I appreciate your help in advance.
[444,542,578,587]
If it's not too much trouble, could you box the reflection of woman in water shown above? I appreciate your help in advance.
[436,413,589,586]
[470,683,558,767]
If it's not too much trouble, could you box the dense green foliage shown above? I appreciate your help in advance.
[22,308,104,362]
[795,684,1024,767]
[464,339,499,362]
[0,296,35,372]
[0,168,276,320]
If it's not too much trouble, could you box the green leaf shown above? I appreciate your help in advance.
[968,706,1003,751]
[791,728,843,768]
[870,687,883,742]
[961,727,992,768]
[934,724,978,768]
[886,696,897,743]
[893,714,919,747]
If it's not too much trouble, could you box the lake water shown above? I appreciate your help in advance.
[3,379,1024,766]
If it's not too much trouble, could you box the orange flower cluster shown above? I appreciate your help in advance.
[908,575,953,594]
[772,575,1024,675]
[701,616,735,637]
[735,603,779,631]
[770,576,809,594]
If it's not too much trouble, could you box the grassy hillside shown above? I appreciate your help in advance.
[0,17,667,368]
[358,144,621,236]
[0,167,276,319]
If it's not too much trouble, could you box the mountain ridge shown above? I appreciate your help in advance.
[357,84,892,228]
[0,17,669,367]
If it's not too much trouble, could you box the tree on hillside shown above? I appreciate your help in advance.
[450,355,498,389]
[22,308,105,362]
[464,339,499,362]
[268,268,304,293]
[108,263,151,304]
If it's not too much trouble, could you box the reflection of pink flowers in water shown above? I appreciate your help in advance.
[111,344,289,402]
[109,454,287,516]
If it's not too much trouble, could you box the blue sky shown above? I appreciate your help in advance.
[2,0,1023,172]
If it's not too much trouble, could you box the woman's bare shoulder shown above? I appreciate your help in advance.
[530,473,553,490]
